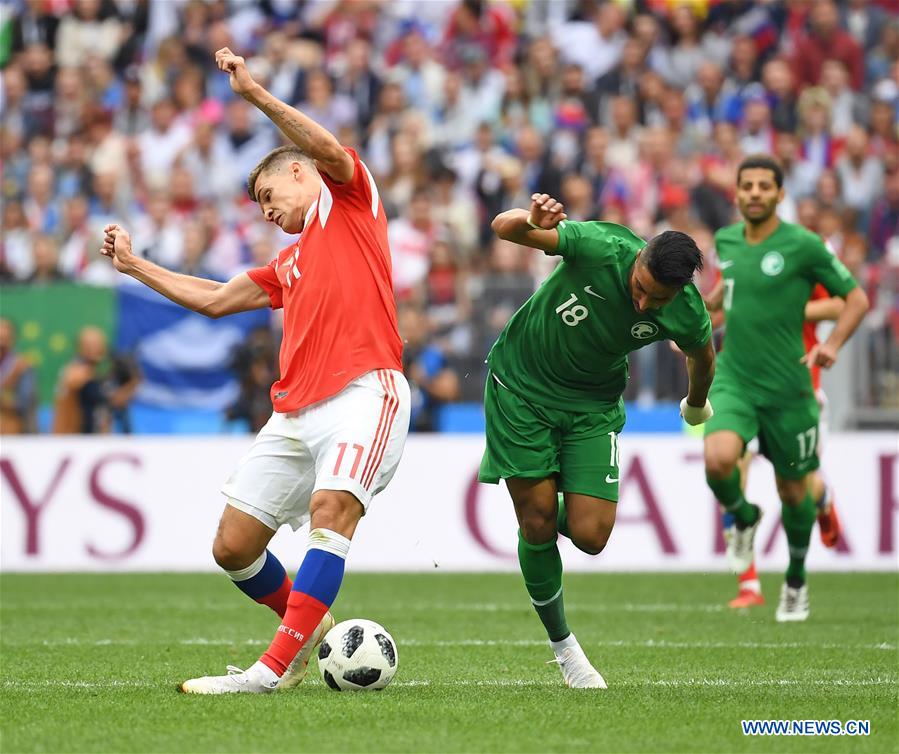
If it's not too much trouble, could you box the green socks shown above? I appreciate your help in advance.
[706,467,759,528]
[517,531,570,642]
[781,491,817,585]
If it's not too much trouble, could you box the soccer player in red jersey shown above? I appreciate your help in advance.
[100,48,410,693]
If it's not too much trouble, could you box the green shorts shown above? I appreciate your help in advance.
[704,378,820,479]
[478,372,626,501]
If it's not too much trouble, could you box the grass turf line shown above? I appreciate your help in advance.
[1,573,896,754]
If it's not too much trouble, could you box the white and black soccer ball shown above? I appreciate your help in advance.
[318,618,398,691]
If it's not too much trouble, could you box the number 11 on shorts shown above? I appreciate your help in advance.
[333,442,365,478]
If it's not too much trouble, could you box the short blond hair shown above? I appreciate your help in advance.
[246,146,315,202]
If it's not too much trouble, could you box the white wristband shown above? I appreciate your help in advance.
[526,214,541,230]
[680,397,714,426]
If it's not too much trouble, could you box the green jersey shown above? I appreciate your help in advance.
[714,220,857,405]
[486,221,712,413]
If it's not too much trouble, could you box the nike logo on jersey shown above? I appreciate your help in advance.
[583,285,606,300]
[605,474,619,484]
[718,260,735,269]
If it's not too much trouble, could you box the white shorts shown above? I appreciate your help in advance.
[222,369,410,531]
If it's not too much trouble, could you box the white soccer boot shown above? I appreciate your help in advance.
[276,611,336,690]
[551,641,608,689]
[180,660,280,694]
[727,510,762,574]
[775,582,810,622]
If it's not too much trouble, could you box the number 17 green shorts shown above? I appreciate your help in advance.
[478,372,626,501]
[703,377,821,479]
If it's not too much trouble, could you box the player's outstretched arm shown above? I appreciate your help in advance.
[703,279,724,312]
[214,47,353,183]
[801,286,869,369]
[680,339,716,425]
[491,193,566,253]
[100,224,270,318]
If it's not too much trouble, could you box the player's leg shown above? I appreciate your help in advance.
[703,382,762,572]
[812,389,841,548]
[261,369,411,687]
[211,504,289,616]
[760,395,821,622]
[726,448,764,608]
[507,477,605,689]
[212,417,313,619]
[478,374,604,686]
[182,370,410,693]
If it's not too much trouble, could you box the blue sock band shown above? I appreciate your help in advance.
[291,528,351,606]
[721,511,736,529]
[232,550,287,600]
[292,549,345,606]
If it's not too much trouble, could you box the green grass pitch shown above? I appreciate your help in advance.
[1,572,897,753]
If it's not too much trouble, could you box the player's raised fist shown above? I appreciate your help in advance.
[528,193,567,229]
[99,223,136,273]
[215,47,257,98]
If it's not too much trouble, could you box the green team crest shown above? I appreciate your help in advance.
[631,321,659,339]
[761,251,785,276]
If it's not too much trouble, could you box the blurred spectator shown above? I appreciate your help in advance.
[28,235,65,284]
[552,2,626,85]
[686,60,740,140]
[227,326,277,433]
[0,319,37,435]
[52,326,141,434]
[441,0,516,71]
[798,87,838,175]
[389,188,439,301]
[820,59,867,137]
[399,304,461,432]
[836,126,884,217]
[661,5,727,90]
[792,0,864,90]
[55,0,122,69]
[139,98,193,190]
[868,167,899,261]
[761,58,799,133]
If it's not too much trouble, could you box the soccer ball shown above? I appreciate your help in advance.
[317,618,398,691]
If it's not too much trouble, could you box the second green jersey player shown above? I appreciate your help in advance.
[703,155,869,623]
[481,192,716,688]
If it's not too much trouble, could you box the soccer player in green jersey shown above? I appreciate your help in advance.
[480,192,717,688]
[703,155,869,622]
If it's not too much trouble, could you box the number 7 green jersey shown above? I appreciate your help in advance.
[486,221,712,413]
[714,220,857,405]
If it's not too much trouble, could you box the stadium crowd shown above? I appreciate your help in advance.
[1,0,897,432]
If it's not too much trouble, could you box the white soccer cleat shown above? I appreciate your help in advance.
[775,583,810,622]
[551,644,608,689]
[276,610,336,690]
[180,661,279,694]
[726,510,762,574]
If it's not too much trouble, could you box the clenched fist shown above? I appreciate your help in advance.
[214,47,258,99]
[99,224,137,274]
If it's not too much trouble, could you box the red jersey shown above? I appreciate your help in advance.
[248,148,403,413]
[803,284,829,392]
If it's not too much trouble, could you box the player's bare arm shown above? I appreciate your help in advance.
[801,286,869,369]
[703,278,724,312]
[491,193,567,253]
[680,338,716,424]
[215,47,353,183]
[100,224,270,318]
[804,296,845,322]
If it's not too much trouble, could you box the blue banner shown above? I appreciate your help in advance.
[116,284,271,410]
